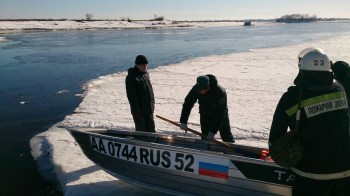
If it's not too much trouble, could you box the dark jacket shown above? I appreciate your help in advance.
[335,76,350,109]
[337,76,350,93]
[180,75,228,134]
[125,66,155,115]
[269,71,350,176]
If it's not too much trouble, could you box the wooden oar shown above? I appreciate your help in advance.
[156,115,237,152]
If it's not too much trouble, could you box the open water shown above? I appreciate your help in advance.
[1,22,350,195]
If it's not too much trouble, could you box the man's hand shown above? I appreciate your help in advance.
[206,132,215,141]
[180,123,187,130]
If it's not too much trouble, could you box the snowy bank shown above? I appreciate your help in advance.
[30,35,350,195]
[0,20,273,34]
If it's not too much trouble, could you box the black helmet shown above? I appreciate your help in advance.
[196,75,210,90]
[135,55,148,65]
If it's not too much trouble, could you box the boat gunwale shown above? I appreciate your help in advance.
[65,126,279,167]
[64,126,292,195]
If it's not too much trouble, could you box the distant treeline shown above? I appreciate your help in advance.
[0,15,166,22]
[276,14,349,23]
[0,19,166,22]
[0,16,349,23]
[0,18,269,22]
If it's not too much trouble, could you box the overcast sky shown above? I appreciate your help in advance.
[1,0,349,20]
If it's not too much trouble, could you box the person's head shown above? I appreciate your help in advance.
[294,48,333,86]
[299,49,331,72]
[297,47,325,66]
[135,55,148,72]
[331,61,350,80]
[196,75,210,94]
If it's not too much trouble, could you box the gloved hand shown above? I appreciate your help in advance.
[180,123,187,130]
[206,132,215,141]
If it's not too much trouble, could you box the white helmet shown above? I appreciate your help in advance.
[298,47,326,60]
[299,49,330,72]
[298,47,317,59]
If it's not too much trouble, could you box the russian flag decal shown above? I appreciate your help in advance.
[198,162,229,179]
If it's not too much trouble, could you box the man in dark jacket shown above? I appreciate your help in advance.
[179,74,234,142]
[125,55,155,132]
[332,61,350,110]
[269,49,350,195]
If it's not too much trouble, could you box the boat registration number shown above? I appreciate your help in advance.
[90,136,229,179]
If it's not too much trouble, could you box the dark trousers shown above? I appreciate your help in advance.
[200,112,234,142]
[293,174,350,196]
[133,114,155,133]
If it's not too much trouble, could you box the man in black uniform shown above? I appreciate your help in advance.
[179,74,234,142]
[332,61,350,110]
[269,49,350,195]
[125,55,155,132]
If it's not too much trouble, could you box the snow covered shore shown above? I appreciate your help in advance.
[0,20,274,34]
[28,32,350,195]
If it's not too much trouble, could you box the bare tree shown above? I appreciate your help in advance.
[152,14,165,21]
[85,13,93,21]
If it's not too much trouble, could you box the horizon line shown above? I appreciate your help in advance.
[1,18,350,22]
